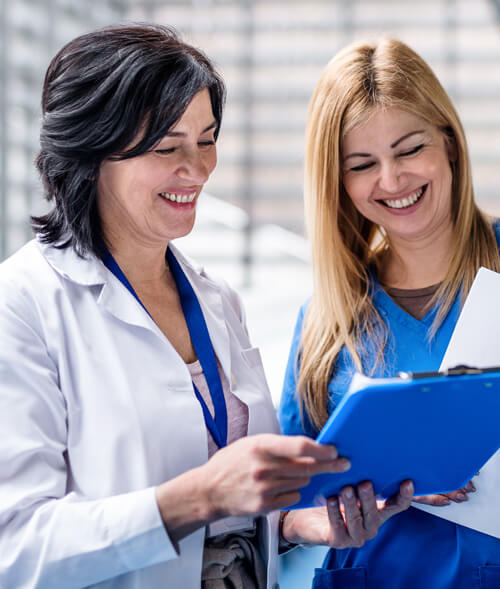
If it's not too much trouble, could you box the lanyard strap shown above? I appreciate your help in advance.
[166,247,228,448]
[101,247,228,448]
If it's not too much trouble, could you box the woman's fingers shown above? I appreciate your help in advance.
[464,480,477,493]
[271,455,351,479]
[202,434,351,518]
[285,480,414,549]
[447,480,476,502]
[325,484,379,548]
[380,480,414,521]
[444,490,468,503]
[340,486,365,546]
[326,495,351,546]
[257,434,341,462]
[251,434,350,478]
[413,493,450,506]
[441,482,476,503]
[357,482,381,538]
[328,480,413,547]
[414,479,475,505]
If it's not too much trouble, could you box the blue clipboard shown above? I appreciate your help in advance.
[288,366,500,510]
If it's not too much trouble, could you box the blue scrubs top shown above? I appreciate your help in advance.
[279,233,500,589]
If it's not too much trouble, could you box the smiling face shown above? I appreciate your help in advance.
[97,88,217,251]
[341,107,455,244]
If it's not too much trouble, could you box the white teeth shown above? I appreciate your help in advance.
[383,186,425,209]
[159,191,196,203]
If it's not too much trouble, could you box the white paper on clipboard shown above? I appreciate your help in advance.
[413,267,500,538]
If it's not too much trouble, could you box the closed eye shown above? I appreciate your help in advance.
[198,140,215,148]
[349,161,375,172]
[154,148,176,156]
[399,144,424,157]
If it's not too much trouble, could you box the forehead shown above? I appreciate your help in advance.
[342,107,433,152]
[169,88,215,131]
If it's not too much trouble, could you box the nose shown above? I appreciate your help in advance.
[378,160,405,194]
[176,149,214,185]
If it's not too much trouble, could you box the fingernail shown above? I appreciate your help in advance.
[343,487,354,499]
[456,493,467,501]
[404,481,414,497]
[468,482,476,492]
[359,482,372,496]
[338,459,351,472]
[329,446,338,459]
[442,498,451,505]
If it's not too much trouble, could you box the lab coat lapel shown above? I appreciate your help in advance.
[39,241,164,336]
[97,278,161,335]
[41,240,231,373]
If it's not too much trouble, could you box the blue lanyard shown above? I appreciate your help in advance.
[101,247,228,448]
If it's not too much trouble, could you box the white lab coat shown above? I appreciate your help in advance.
[0,239,281,589]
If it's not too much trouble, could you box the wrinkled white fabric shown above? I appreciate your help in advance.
[0,240,280,589]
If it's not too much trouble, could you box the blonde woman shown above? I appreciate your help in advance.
[279,39,500,588]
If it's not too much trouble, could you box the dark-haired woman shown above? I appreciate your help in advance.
[0,25,413,588]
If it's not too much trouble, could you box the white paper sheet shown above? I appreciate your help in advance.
[413,267,500,538]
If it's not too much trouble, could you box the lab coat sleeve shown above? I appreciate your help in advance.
[0,284,177,588]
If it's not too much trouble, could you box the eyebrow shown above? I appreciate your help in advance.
[391,130,425,148]
[165,120,217,138]
[343,130,426,160]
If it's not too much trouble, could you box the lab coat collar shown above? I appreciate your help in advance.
[39,240,108,286]
[38,239,206,287]
[38,239,232,384]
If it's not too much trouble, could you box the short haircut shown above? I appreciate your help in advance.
[32,23,226,256]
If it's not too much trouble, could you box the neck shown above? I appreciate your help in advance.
[379,224,454,289]
[103,232,170,290]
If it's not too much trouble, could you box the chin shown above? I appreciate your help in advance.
[165,221,197,242]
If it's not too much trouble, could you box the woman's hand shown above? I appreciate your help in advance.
[156,434,350,545]
[200,434,351,520]
[281,480,414,549]
[412,480,476,506]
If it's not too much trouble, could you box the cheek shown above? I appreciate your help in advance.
[425,149,452,181]
[342,176,367,209]
[427,159,441,177]
[97,165,125,204]
[206,150,217,175]
[429,157,453,198]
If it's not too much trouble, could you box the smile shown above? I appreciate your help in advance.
[159,191,197,203]
[380,185,427,209]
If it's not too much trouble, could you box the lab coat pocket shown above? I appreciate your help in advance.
[312,566,367,589]
[478,564,500,588]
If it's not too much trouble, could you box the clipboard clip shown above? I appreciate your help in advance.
[398,364,500,381]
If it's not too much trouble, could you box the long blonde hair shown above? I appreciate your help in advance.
[299,38,500,430]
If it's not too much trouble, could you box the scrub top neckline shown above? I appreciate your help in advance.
[370,273,439,331]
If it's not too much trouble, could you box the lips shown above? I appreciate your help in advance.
[378,185,427,209]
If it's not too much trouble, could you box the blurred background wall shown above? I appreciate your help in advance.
[1,3,499,584]
[2,0,500,402]
[2,0,500,256]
